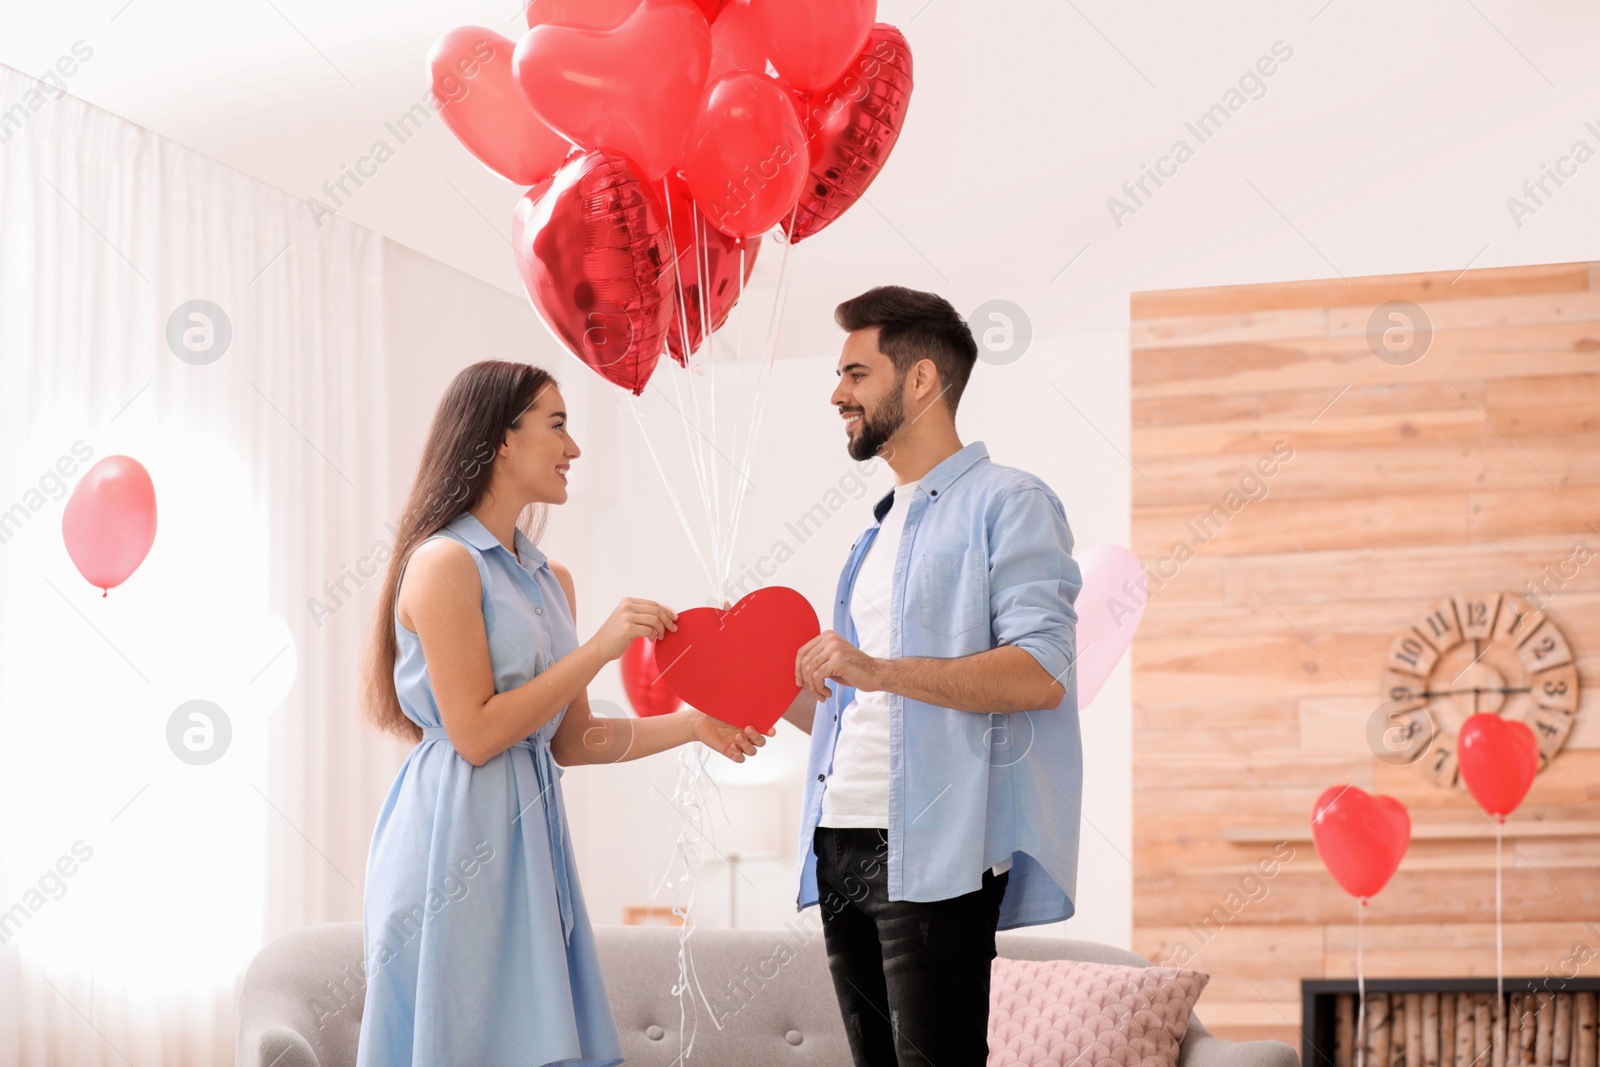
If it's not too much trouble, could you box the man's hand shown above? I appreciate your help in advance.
[795,630,882,702]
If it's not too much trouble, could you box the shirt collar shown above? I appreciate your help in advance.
[869,441,990,523]
[449,511,548,569]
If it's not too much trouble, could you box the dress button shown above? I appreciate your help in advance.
[534,607,543,615]
[646,1025,664,1041]
[817,774,825,782]
[785,1030,803,1046]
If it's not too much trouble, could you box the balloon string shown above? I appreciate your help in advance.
[657,181,721,579]
[695,210,723,587]
[1356,897,1366,1067]
[720,211,798,593]
[1496,816,1504,1004]
[628,397,718,594]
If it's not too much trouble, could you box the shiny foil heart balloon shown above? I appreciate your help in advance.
[511,150,674,395]
[429,27,571,185]
[513,0,711,180]
[62,455,157,596]
[785,24,913,243]
[1310,785,1411,900]
[659,175,760,364]
[652,586,821,731]
[1457,713,1539,818]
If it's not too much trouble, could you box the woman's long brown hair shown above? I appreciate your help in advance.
[362,360,558,742]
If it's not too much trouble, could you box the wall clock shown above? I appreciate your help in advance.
[1379,593,1579,787]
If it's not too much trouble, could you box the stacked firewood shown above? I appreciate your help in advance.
[1332,992,1599,1067]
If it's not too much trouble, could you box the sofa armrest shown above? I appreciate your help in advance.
[1178,1029,1299,1067]
[236,1023,320,1067]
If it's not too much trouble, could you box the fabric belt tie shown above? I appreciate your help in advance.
[420,725,574,946]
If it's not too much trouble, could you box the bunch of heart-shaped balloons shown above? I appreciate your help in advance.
[429,0,915,395]
[1311,713,1541,900]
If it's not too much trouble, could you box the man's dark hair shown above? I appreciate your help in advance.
[834,285,979,411]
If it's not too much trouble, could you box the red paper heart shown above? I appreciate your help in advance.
[513,0,710,180]
[1310,785,1411,900]
[1457,712,1539,818]
[652,586,820,731]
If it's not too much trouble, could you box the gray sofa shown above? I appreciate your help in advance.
[238,920,1297,1066]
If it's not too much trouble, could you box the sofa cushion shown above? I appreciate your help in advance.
[987,956,1210,1067]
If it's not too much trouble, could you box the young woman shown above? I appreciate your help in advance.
[357,360,768,1066]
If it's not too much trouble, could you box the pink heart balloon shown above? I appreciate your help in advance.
[62,455,157,596]
[513,0,711,180]
[1457,712,1539,819]
[430,27,572,185]
[1072,544,1146,709]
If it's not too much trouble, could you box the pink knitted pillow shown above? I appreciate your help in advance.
[988,957,1210,1067]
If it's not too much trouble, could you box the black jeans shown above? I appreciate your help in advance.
[812,825,1009,1067]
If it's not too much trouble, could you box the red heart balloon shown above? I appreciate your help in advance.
[683,70,808,238]
[621,636,682,717]
[511,150,674,395]
[784,24,913,243]
[652,586,820,731]
[1310,785,1410,900]
[751,0,875,92]
[513,0,711,180]
[1457,713,1539,818]
[659,175,760,365]
[62,455,157,596]
[430,27,571,185]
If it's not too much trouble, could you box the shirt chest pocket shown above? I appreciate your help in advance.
[906,550,989,643]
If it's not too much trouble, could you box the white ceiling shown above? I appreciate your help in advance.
[6,0,1600,350]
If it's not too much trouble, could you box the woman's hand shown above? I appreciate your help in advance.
[588,597,678,661]
[692,712,775,763]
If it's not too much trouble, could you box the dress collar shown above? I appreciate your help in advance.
[449,511,548,570]
[869,441,990,523]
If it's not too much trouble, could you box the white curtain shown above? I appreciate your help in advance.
[0,63,409,1063]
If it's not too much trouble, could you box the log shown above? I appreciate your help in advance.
[1524,993,1541,1066]
[1575,993,1596,1067]
[1538,993,1556,1066]
[1337,993,1357,1067]
[1554,994,1574,1067]
[1459,993,1479,1067]
[1424,993,1442,1067]
[1444,994,1460,1067]
[1511,994,1527,1067]
[1496,991,1508,1067]
[1409,994,1426,1067]
[1479,995,1496,1067]
[1371,993,1393,1067]
[1395,995,1410,1067]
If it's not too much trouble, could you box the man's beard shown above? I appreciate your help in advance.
[846,384,907,462]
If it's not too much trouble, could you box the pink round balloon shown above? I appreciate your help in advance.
[62,455,157,596]
[1073,544,1146,709]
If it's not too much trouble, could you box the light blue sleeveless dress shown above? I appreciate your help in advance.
[356,511,622,1067]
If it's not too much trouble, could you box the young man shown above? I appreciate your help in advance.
[784,286,1083,1067]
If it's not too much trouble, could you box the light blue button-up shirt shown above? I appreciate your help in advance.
[796,441,1084,931]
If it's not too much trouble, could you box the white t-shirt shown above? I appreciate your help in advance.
[819,480,916,829]
[818,479,1012,877]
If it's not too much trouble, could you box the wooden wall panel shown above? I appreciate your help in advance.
[1131,262,1600,1052]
